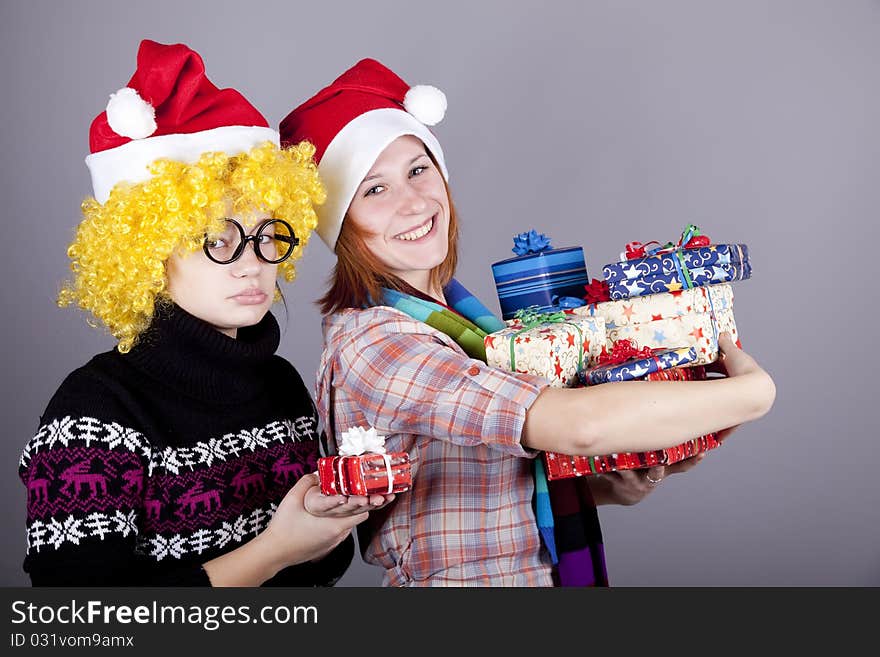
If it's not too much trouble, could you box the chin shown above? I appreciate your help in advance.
[408,244,448,267]
[424,250,449,270]
[231,306,271,328]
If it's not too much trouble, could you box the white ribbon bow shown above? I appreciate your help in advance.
[337,426,387,456]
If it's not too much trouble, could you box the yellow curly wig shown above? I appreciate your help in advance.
[59,141,324,353]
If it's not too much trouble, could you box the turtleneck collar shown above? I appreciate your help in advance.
[123,302,281,403]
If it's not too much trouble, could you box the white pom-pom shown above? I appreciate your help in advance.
[403,84,447,126]
[105,87,157,140]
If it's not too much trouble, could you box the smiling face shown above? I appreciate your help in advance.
[165,210,279,338]
[345,135,450,295]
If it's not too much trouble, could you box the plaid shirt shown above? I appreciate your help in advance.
[316,306,555,586]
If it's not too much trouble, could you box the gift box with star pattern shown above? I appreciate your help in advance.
[578,346,696,385]
[484,311,606,387]
[543,357,721,480]
[572,283,738,366]
[602,243,750,301]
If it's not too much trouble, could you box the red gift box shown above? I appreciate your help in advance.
[317,452,412,496]
[544,365,721,480]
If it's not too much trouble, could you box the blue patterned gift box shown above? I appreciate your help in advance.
[578,346,698,386]
[603,243,750,300]
[492,230,589,320]
[603,243,750,284]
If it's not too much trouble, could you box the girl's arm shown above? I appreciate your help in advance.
[521,333,776,456]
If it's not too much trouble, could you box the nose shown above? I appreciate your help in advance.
[230,240,262,277]
[398,180,428,215]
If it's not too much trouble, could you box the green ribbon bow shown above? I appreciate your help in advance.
[508,306,584,375]
[647,224,703,290]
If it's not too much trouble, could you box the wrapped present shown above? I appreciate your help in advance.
[485,308,605,388]
[573,283,738,365]
[318,427,411,496]
[543,359,721,480]
[579,345,697,385]
[602,225,750,300]
[545,434,720,479]
[318,453,411,496]
[491,230,589,320]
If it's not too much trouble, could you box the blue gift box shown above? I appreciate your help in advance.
[607,260,751,300]
[492,231,589,320]
[603,244,750,300]
[578,346,698,386]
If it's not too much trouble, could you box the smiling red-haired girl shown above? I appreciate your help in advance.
[280,58,775,587]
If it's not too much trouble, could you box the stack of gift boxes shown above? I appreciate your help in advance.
[486,226,751,480]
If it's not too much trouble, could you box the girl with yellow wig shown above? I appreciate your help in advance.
[18,40,391,586]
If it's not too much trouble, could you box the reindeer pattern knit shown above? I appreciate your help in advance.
[18,304,352,586]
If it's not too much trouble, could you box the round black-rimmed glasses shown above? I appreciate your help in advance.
[203,218,299,265]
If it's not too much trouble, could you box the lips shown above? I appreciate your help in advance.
[230,288,269,305]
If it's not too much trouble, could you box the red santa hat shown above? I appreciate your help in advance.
[279,58,448,251]
[85,39,279,203]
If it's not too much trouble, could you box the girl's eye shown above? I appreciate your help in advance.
[206,238,227,249]
[411,165,428,177]
[258,234,274,244]
[364,184,385,197]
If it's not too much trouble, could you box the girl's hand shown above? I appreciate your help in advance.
[589,453,707,506]
[706,332,776,441]
[588,468,658,506]
[304,480,397,517]
[709,332,761,378]
[257,474,369,572]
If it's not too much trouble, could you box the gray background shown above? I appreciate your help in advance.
[2,0,878,586]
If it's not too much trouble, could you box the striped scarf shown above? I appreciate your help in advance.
[378,278,608,587]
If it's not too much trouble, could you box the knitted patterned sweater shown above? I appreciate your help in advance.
[18,304,352,586]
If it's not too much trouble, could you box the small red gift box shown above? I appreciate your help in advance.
[317,452,412,496]
[544,364,721,480]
